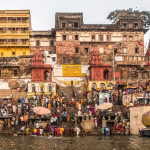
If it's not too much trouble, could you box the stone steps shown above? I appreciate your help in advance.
[0,89,27,99]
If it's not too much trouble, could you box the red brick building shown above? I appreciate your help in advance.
[31,47,52,82]
[90,46,111,81]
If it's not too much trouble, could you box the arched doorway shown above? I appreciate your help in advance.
[32,84,35,92]
[103,69,109,80]
[100,83,105,89]
[92,83,97,90]
[44,71,50,81]
[108,83,114,88]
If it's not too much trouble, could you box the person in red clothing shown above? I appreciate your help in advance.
[45,124,49,134]
[55,112,58,118]
[37,128,40,136]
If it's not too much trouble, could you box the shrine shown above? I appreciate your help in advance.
[90,46,111,81]
[31,47,52,82]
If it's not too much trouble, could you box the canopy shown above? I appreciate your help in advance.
[33,107,51,115]
[97,102,113,110]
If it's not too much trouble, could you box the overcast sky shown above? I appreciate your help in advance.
[0,0,150,47]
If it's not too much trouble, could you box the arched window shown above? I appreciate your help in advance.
[92,83,97,90]
[103,69,109,80]
[100,83,105,89]
[108,83,114,88]
[32,84,35,92]
[44,71,50,81]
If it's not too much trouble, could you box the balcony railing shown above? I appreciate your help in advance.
[0,20,29,23]
[0,31,29,34]
[0,42,29,46]
[115,55,149,65]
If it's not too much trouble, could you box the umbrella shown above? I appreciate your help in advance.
[8,80,19,89]
[97,102,113,110]
[33,107,51,115]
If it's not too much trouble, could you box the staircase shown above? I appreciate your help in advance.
[0,89,27,99]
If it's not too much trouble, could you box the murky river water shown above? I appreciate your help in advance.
[0,135,150,150]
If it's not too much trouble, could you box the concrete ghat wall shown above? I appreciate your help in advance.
[0,79,31,90]
[130,106,150,135]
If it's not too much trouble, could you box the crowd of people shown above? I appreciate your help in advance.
[0,88,132,137]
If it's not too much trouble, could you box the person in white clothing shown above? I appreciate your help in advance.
[75,127,80,136]
[12,104,16,114]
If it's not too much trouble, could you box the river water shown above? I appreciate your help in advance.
[0,135,150,150]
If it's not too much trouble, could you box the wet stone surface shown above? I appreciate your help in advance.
[0,135,150,150]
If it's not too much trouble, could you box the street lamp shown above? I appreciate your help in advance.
[108,45,115,82]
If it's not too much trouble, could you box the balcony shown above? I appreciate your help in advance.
[0,42,29,47]
[115,55,148,65]
[0,31,29,35]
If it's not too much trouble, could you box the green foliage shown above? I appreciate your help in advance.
[107,8,150,28]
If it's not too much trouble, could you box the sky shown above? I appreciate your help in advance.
[0,0,150,47]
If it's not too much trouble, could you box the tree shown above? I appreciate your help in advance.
[107,8,150,28]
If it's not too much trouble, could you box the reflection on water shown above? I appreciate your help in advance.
[0,135,150,150]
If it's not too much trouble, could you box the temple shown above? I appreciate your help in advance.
[90,47,111,81]
[31,47,52,82]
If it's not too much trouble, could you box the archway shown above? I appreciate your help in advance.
[92,83,97,90]
[108,83,114,88]
[103,69,109,80]
[32,84,35,92]
[100,83,105,89]
[44,70,50,81]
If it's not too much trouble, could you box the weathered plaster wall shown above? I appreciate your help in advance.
[130,106,150,135]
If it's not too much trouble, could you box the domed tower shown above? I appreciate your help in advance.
[31,46,52,82]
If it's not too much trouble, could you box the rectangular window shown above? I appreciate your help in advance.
[63,57,67,64]
[99,35,103,41]
[74,57,79,64]
[123,23,127,28]
[129,36,133,41]
[74,22,78,28]
[49,51,53,54]
[36,40,40,46]
[12,52,16,56]
[62,35,66,40]
[52,57,56,61]
[135,35,139,41]
[134,23,138,28]
[135,47,139,53]
[75,35,78,40]
[114,48,118,55]
[84,48,89,54]
[92,35,95,40]
[124,48,127,53]
[14,70,18,76]
[123,35,127,41]
[1,52,3,56]
[75,47,79,53]
[62,23,66,28]
[107,35,111,41]
[50,40,54,46]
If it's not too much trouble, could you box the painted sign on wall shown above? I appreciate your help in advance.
[62,65,81,77]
